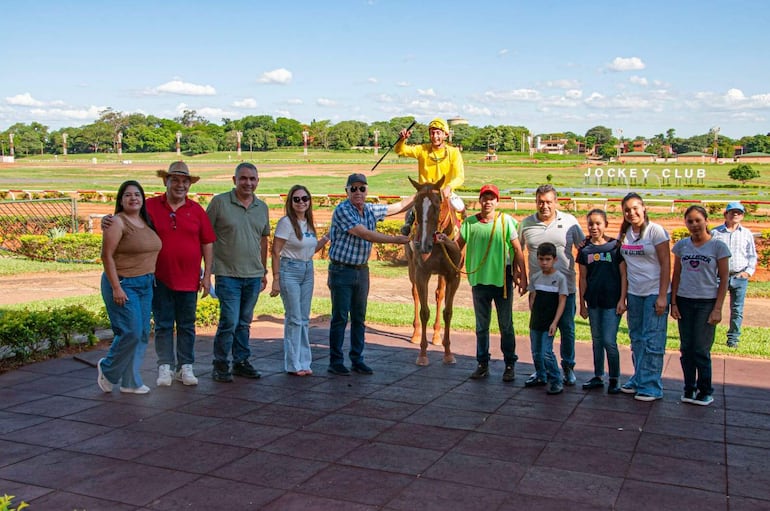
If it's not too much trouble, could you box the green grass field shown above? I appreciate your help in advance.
[4,150,770,201]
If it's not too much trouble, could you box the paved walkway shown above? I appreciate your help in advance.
[1,321,769,510]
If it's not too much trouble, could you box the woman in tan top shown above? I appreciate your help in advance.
[97,180,161,394]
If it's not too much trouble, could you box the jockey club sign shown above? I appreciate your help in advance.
[583,167,707,183]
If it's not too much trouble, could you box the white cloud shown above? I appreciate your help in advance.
[286,98,303,105]
[257,68,293,85]
[630,75,648,86]
[6,93,44,107]
[317,98,337,107]
[196,106,236,120]
[149,80,216,96]
[565,89,582,99]
[275,109,292,117]
[463,104,492,116]
[417,88,436,97]
[233,98,258,108]
[484,89,540,101]
[396,81,410,87]
[498,49,509,56]
[367,77,378,83]
[607,57,645,72]
[374,94,395,103]
[29,105,104,121]
[546,79,579,89]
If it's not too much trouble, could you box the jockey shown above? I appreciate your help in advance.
[395,117,465,235]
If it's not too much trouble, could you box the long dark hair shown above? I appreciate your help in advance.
[284,184,316,240]
[115,180,155,230]
[619,192,649,240]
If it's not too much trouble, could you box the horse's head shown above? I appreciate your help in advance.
[408,176,445,254]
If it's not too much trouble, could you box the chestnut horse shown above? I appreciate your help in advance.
[405,176,463,366]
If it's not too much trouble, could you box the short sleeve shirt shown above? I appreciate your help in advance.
[528,270,568,331]
[327,200,388,265]
[274,217,318,261]
[461,213,519,287]
[577,238,624,309]
[672,237,731,299]
[620,222,670,296]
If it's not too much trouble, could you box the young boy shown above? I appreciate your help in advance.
[527,242,568,395]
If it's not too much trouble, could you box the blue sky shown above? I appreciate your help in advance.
[2,0,768,139]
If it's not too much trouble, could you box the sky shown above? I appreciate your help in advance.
[1,0,769,139]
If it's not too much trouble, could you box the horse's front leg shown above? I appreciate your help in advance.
[415,277,431,366]
[441,274,460,365]
[432,276,445,346]
[410,280,421,345]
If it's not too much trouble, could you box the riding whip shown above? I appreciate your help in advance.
[370,120,417,172]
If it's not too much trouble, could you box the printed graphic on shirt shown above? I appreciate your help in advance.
[621,243,644,256]
[683,253,712,270]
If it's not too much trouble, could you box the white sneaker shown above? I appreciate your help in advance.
[157,364,173,386]
[176,364,198,386]
[120,385,151,394]
[97,357,113,393]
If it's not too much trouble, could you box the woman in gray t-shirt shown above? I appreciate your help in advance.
[671,206,730,407]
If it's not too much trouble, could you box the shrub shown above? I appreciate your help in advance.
[670,227,690,242]
[0,494,29,511]
[0,305,102,363]
[196,297,221,327]
[374,219,406,262]
[18,233,101,262]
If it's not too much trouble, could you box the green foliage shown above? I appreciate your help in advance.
[728,164,761,185]
[18,233,101,262]
[670,227,690,242]
[374,220,407,263]
[0,305,102,362]
[196,297,221,327]
[0,494,29,511]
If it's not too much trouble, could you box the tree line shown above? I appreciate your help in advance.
[1,108,769,158]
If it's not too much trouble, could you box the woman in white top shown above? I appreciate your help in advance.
[618,193,671,402]
[270,185,329,375]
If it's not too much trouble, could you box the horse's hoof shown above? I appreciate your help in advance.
[410,336,421,345]
[416,356,430,366]
[431,338,443,346]
[443,354,456,365]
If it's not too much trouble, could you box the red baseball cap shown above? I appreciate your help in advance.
[479,184,499,199]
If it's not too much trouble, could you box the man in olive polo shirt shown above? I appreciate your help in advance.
[206,162,270,382]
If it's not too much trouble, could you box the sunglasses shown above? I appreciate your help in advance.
[292,195,310,203]
[169,212,177,230]
[348,186,367,193]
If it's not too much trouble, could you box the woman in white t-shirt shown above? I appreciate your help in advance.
[270,185,329,375]
[671,206,730,407]
[618,193,671,402]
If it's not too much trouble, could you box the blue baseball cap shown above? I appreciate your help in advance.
[725,201,745,213]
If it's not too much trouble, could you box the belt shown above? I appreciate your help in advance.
[330,260,368,270]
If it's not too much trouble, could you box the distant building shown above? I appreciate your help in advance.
[619,151,656,163]
[447,117,468,127]
[537,137,568,154]
[736,152,770,163]
[676,151,712,164]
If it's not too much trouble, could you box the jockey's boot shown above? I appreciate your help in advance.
[400,208,415,236]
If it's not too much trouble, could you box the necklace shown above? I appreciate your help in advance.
[429,147,448,163]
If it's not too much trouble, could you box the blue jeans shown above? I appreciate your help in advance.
[626,293,670,398]
[531,293,576,371]
[471,266,517,365]
[279,258,314,372]
[587,307,622,378]
[727,275,748,344]
[327,263,369,366]
[100,272,154,388]
[677,296,716,395]
[153,280,198,370]
[213,276,262,364]
[529,329,561,384]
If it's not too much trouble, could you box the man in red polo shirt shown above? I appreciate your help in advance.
[147,162,216,386]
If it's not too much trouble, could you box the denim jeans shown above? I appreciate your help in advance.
[531,293,576,372]
[279,258,314,372]
[471,267,517,365]
[677,296,716,395]
[529,329,561,384]
[100,272,154,388]
[153,280,198,370]
[213,276,262,364]
[626,293,670,398]
[727,275,748,344]
[587,307,622,378]
[327,263,369,366]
